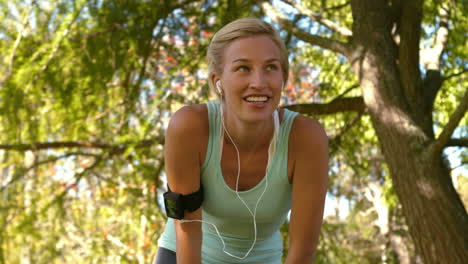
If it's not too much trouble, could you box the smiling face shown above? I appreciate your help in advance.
[216,35,284,124]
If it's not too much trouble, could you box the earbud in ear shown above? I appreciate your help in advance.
[216,80,223,95]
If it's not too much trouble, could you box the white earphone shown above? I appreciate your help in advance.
[216,80,223,95]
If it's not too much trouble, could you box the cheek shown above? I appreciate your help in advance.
[274,80,284,94]
[223,75,247,91]
[270,72,284,88]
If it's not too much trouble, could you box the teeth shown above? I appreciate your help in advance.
[245,96,268,102]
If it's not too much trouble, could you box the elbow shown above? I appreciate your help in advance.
[286,244,317,264]
[174,209,203,239]
[285,253,315,264]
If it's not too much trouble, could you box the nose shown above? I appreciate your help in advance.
[249,70,267,90]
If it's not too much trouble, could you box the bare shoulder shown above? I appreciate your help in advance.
[167,104,208,137]
[288,114,329,184]
[166,104,209,164]
[290,114,328,151]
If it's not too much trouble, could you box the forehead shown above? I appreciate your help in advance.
[223,35,281,63]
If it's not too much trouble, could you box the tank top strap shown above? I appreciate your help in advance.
[201,101,222,172]
[277,108,298,148]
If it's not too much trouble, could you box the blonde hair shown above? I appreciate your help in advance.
[207,18,289,92]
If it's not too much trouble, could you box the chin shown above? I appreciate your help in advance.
[242,109,276,123]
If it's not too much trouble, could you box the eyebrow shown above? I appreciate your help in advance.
[231,58,280,63]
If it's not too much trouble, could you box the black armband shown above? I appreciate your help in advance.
[163,184,203,220]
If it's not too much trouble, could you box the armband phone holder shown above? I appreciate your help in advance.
[163,184,203,220]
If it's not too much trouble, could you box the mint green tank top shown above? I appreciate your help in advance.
[158,101,298,264]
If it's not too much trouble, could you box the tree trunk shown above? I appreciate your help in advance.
[350,0,468,263]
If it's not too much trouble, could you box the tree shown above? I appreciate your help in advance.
[1,0,466,263]
[262,0,467,262]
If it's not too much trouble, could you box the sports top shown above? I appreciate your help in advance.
[158,101,298,263]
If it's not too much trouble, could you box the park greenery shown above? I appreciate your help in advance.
[0,0,467,263]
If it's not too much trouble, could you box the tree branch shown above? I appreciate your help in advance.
[282,97,365,115]
[420,3,451,127]
[72,23,123,42]
[38,154,104,215]
[451,162,467,171]
[443,68,468,81]
[0,2,35,87]
[447,138,468,148]
[331,84,360,100]
[329,111,364,155]
[0,152,100,192]
[280,0,352,37]
[260,1,350,56]
[398,0,423,102]
[16,153,105,231]
[322,1,351,13]
[420,3,449,72]
[432,89,468,153]
[0,137,163,152]
[134,18,168,97]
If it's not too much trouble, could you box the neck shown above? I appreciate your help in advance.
[222,110,275,152]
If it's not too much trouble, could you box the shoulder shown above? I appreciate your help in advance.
[165,104,209,165]
[290,114,328,151]
[167,104,208,137]
[287,114,328,183]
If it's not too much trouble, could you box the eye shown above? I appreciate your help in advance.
[266,64,279,71]
[236,65,250,72]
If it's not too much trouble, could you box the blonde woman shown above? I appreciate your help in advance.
[154,18,328,264]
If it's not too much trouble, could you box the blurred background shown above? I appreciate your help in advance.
[0,0,466,263]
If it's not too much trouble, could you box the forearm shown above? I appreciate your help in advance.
[175,220,202,264]
[174,207,203,264]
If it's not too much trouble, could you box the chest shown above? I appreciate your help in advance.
[220,143,293,191]
[220,143,268,191]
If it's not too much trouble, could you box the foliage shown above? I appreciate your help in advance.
[0,0,466,263]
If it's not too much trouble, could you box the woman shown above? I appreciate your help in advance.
[154,18,328,264]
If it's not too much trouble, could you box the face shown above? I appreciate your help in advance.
[216,35,284,124]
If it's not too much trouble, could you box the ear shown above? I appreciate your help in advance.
[210,73,223,96]
[210,73,219,89]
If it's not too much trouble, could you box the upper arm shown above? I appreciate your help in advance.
[287,116,329,262]
[164,105,207,195]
